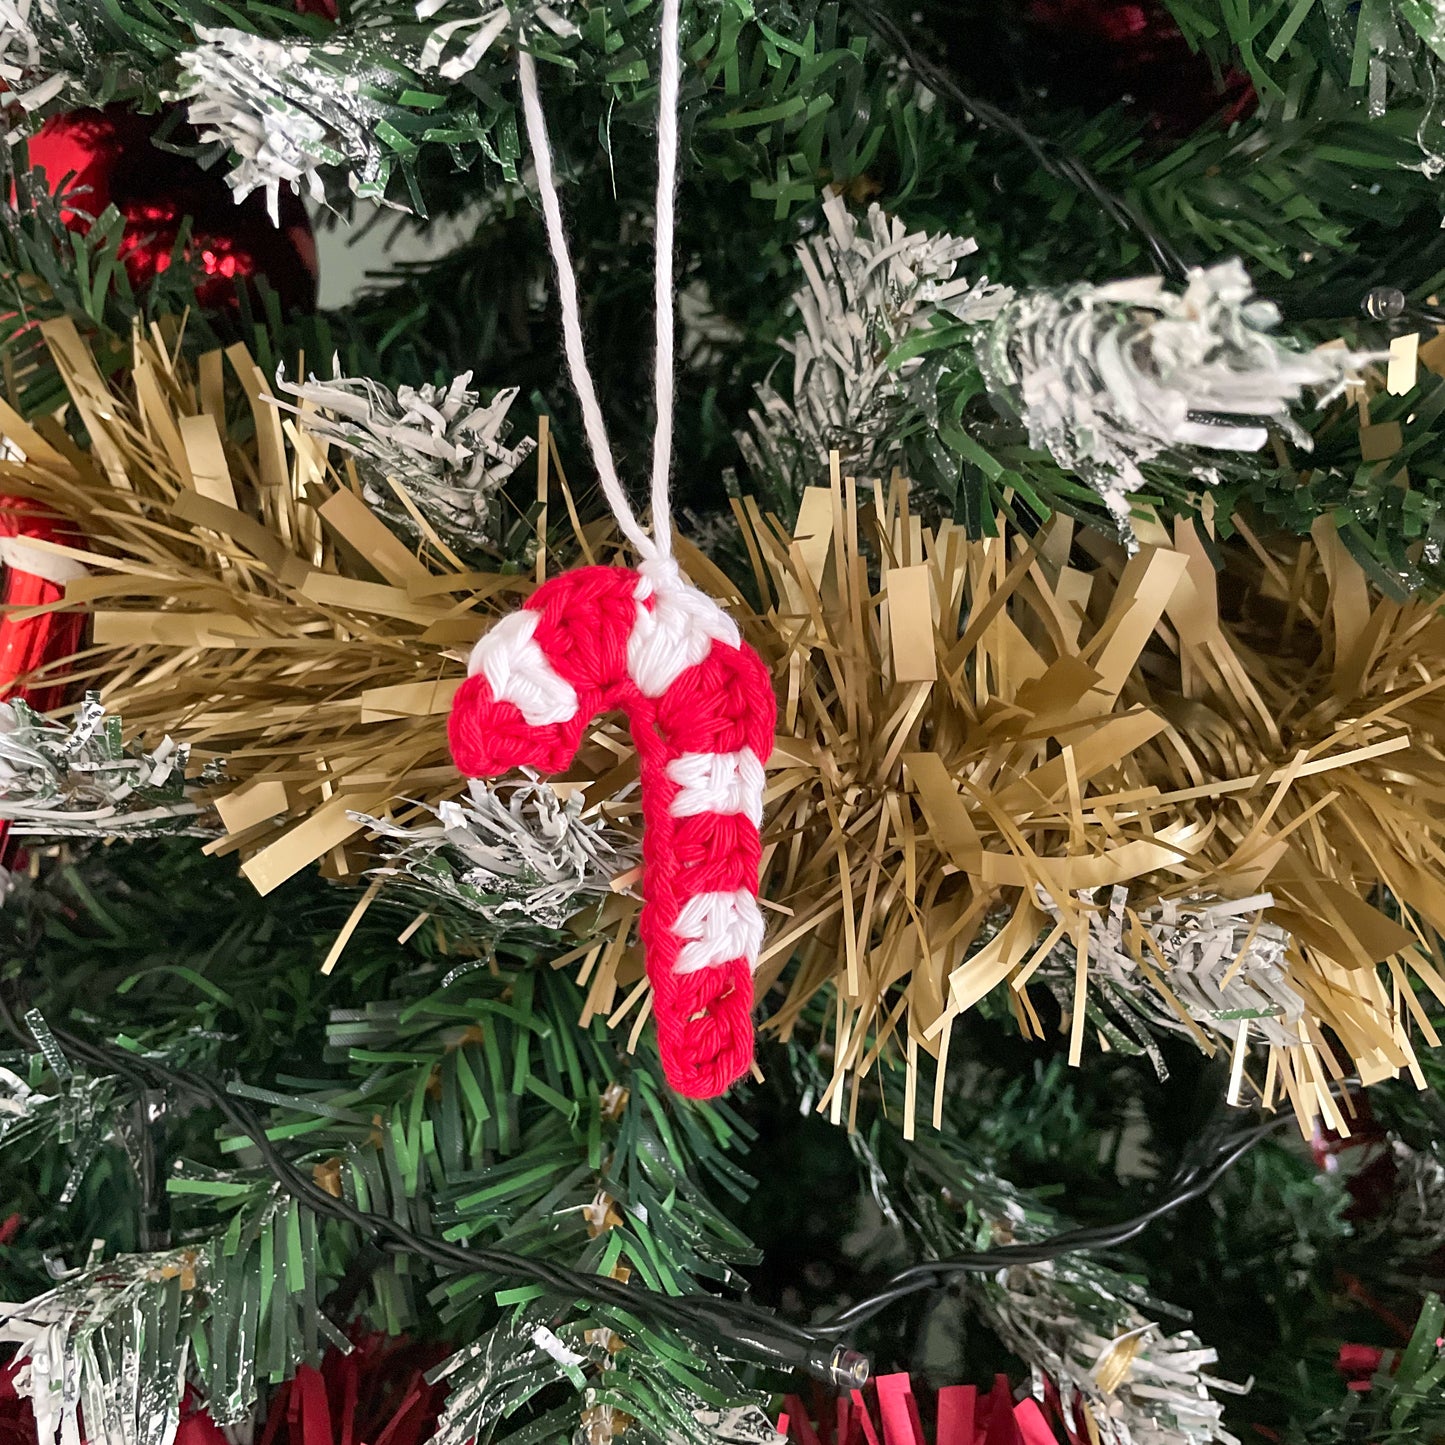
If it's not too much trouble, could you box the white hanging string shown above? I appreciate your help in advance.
[515,0,680,563]
[648,0,680,559]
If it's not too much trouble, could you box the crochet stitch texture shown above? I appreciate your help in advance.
[449,557,776,1097]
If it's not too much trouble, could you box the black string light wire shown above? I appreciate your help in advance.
[0,991,1316,1387]
[844,0,1190,282]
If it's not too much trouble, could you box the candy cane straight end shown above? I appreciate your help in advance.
[448,563,776,1099]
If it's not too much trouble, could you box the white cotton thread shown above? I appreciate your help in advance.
[468,609,579,726]
[514,0,682,560]
[673,888,765,973]
[648,0,680,556]
[666,749,765,826]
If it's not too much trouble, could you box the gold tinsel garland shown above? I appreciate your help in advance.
[732,470,1445,1131]
[6,320,1445,1130]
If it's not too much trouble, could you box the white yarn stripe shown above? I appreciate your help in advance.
[666,749,764,827]
[673,889,764,974]
[627,558,741,697]
[514,0,683,560]
[467,609,579,727]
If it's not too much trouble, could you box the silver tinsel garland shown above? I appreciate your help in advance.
[0,696,213,847]
[956,1173,1242,1445]
[0,1015,127,1205]
[976,261,1358,528]
[0,1246,201,1445]
[169,27,398,222]
[351,775,634,932]
[415,0,581,82]
[834,1096,1238,1445]
[0,0,63,113]
[0,1192,346,1445]
[1038,886,1303,1058]
[737,193,1009,487]
[271,369,536,556]
[429,1306,762,1445]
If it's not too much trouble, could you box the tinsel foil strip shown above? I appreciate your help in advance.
[723,472,1445,1131]
[8,319,1445,1128]
[0,319,537,895]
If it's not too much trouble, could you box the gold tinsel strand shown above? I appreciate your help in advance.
[7,320,1445,1131]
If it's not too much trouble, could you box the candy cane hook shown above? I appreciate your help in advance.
[450,558,774,1097]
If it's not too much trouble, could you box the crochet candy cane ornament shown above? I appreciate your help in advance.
[447,0,776,1099]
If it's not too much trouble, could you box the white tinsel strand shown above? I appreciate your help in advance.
[0,1041,124,1204]
[1037,886,1303,1053]
[270,369,537,555]
[976,261,1361,530]
[415,0,580,82]
[351,775,634,932]
[169,27,396,223]
[0,695,213,839]
[975,1196,1242,1445]
[737,192,1009,486]
[0,1245,203,1445]
[0,0,63,112]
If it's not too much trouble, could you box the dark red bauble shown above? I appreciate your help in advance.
[25,105,318,312]
[1029,0,1178,52]
[1026,0,1255,133]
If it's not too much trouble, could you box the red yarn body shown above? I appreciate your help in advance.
[449,565,776,1098]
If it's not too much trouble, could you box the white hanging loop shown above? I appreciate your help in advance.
[515,0,680,562]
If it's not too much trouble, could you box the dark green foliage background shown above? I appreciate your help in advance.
[3,843,1442,1441]
[15,0,1445,574]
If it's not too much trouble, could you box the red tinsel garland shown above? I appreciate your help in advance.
[778,1372,1073,1445]
[258,1332,449,1445]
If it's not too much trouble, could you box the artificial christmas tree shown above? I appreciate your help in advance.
[0,3,1443,1445]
